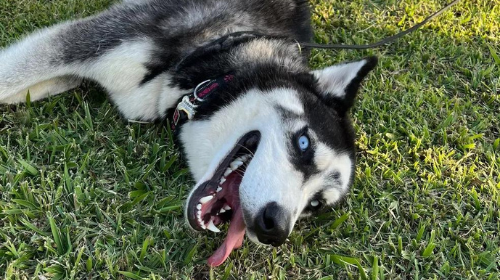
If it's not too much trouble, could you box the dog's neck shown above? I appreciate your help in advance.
[171,35,309,90]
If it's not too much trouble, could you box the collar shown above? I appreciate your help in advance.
[171,74,234,131]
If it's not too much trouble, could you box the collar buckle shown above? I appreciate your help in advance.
[176,95,197,120]
[170,74,234,131]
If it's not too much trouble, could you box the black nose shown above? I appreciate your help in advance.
[254,202,291,246]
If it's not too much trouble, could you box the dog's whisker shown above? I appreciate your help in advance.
[234,143,256,157]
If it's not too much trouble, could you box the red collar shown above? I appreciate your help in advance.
[171,74,234,130]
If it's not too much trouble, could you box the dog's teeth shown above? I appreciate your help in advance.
[196,204,202,210]
[219,208,226,214]
[223,205,231,211]
[197,214,205,227]
[219,178,226,185]
[199,195,214,204]
[206,219,220,233]
[237,155,247,162]
[230,160,243,170]
[224,168,232,177]
[217,187,223,192]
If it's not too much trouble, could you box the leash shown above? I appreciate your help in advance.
[300,0,461,50]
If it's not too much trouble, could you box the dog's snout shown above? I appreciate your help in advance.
[254,202,290,246]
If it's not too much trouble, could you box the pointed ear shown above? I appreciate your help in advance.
[312,56,377,113]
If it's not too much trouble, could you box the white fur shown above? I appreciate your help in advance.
[78,40,188,120]
[313,59,368,98]
[182,86,354,243]
[0,23,76,103]
[311,144,352,203]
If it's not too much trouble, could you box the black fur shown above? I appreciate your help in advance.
[58,0,313,81]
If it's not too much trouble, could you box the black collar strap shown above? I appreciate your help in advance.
[171,74,234,131]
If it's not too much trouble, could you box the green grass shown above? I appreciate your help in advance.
[0,0,499,279]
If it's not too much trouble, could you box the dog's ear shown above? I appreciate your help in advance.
[312,56,377,114]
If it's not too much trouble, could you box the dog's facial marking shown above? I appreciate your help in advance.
[288,126,320,180]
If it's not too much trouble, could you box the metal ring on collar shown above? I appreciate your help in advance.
[193,79,212,101]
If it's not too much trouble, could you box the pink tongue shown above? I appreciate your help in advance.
[207,207,246,267]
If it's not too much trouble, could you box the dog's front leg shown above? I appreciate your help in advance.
[0,9,187,120]
[0,21,89,104]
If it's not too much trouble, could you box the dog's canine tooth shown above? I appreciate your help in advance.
[200,195,214,204]
[223,205,231,211]
[219,208,226,214]
[217,187,223,192]
[196,204,202,210]
[230,160,243,170]
[207,219,220,233]
[224,168,232,177]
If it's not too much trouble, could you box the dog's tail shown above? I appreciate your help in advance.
[0,23,84,104]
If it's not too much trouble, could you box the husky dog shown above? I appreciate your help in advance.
[0,0,377,266]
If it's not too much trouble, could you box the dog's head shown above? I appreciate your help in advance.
[180,56,377,266]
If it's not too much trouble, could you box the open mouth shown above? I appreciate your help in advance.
[186,130,261,266]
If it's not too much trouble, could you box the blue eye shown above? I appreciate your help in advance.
[298,135,310,151]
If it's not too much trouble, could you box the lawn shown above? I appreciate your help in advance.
[0,0,498,279]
